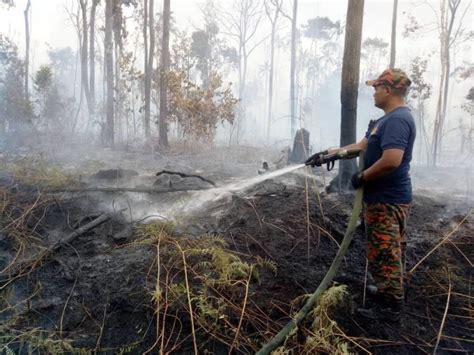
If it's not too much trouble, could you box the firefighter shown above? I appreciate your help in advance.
[306,68,415,322]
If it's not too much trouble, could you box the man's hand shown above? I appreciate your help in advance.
[351,171,364,189]
[305,150,329,167]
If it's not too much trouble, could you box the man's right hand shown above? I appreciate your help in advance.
[305,150,329,167]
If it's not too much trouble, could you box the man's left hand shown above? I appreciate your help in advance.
[351,171,364,189]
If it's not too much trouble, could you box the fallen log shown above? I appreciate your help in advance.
[44,186,209,194]
[256,152,364,355]
[2,213,110,279]
[51,213,110,252]
[156,170,216,187]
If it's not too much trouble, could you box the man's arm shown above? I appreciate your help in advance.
[362,148,404,181]
[328,137,368,155]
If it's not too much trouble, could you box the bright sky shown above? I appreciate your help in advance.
[2,0,453,65]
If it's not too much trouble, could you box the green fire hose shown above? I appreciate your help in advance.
[256,151,364,355]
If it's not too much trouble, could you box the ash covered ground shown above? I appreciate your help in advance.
[0,143,472,354]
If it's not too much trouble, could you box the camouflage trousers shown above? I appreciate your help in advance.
[364,202,411,301]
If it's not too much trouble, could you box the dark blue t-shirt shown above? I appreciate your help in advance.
[363,106,416,204]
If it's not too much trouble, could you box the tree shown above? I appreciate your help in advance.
[1,0,14,7]
[389,0,398,67]
[89,0,99,113]
[361,37,388,76]
[289,0,298,138]
[23,0,31,102]
[300,16,341,127]
[144,0,155,139]
[79,0,93,115]
[104,0,114,147]
[219,0,264,142]
[33,65,68,132]
[409,56,432,164]
[263,0,283,140]
[337,0,364,191]
[167,71,237,142]
[432,0,469,165]
[0,35,33,136]
[459,66,474,154]
[158,0,170,147]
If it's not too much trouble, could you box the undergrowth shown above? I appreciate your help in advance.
[130,221,278,353]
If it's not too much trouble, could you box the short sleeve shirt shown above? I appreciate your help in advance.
[363,106,416,204]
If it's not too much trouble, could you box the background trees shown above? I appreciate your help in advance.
[0,0,471,171]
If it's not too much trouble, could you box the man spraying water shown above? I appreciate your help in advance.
[306,68,415,322]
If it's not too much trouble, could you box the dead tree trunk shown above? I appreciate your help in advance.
[23,0,31,102]
[337,0,364,191]
[104,0,114,147]
[158,0,170,147]
[389,0,398,68]
[264,0,282,141]
[89,0,98,113]
[79,0,93,115]
[144,0,154,139]
[289,0,298,139]
[432,0,461,166]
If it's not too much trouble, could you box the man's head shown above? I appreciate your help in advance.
[366,68,412,110]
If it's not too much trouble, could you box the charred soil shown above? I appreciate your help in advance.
[0,146,472,354]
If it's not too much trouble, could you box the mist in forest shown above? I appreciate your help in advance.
[0,0,472,178]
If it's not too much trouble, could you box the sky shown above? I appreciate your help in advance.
[2,0,460,68]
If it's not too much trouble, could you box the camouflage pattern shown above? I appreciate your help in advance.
[364,202,411,301]
[366,68,412,90]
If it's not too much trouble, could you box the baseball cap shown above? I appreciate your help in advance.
[366,68,412,90]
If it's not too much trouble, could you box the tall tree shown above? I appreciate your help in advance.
[79,0,93,115]
[89,0,99,113]
[338,0,364,190]
[144,0,154,139]
[432,0,463,165]
[219,0,263,142]
[389,0,398,67]
[263,0,283,140]
[289,0,298,139]
[104,0,114,147]
[23,0,31,102]
[158,0,170,147]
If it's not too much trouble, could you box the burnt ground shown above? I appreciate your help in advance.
[0,144,473,354]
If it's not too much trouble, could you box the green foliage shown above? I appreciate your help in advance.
[133,224,277,348]
[33,65,53,93]
[304,285,349,354]
[32,64,71,132]
[0,34,34,134]
[409,56,432,101]
[275,285,350,354]
[189,0,237,86]
[0,327,74,354]
[303,17,342,40]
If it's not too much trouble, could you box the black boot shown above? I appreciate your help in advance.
[356,296,403,322]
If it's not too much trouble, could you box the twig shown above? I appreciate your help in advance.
[362,257,369,307]
[156,169,216,186]
[176,243,198,355]
[45,186,209,193]
[305,176,311,265]
[433,270,452,355]
[229,266,253,353]
[94,297,108,353]
[409,210,471,275]
[3,213,110,278]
